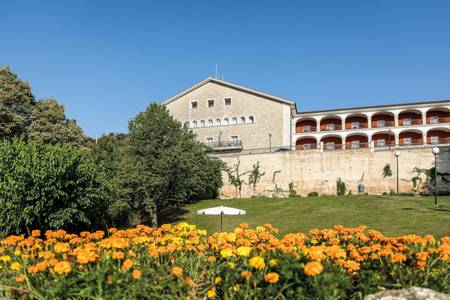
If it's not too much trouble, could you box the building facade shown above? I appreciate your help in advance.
[163,78,450,153]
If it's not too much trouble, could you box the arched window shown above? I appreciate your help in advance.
[207,119,213,127]
[216,119,221,126]
[232,117,237,125]
[183,121,190,128]
[240,117,246,124]
[200,120,205,127]
[192,121,197,128]
[249,116,255,123]
[224,118,229,126]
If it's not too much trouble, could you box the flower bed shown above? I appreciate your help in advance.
[0,223,449,299]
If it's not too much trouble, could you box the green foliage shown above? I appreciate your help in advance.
[308,192,319,197]
[336,178,346,196]
[403,166,450,194]
[288,181,299,198]
[29,98,88,146]
[123,103,223,227]
[247,161,265,190]
[0,138,111,235]
[0,67,35,139]
[226,158,248,199]
[382,163,393,178]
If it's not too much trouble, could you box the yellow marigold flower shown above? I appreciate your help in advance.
[121,259,133,272]
[132,269,142,279]
[207,288,216,298]
[241,271,252,280]
[304,261,323,276]
[54,242,71,253]
[53,261,72,275]
[0,255,11,262]
[15,274,26,283]
[10,262,22,271]
[220,248,234,258]
[236,246,251,257]
[107,275,113,285]
[171,266,183,277]
[233,284,240,291]
[112,251,125,260]
[248,256,265,270]
[214,276,222,284]
[265,272,279,283]
[269,259,278,266]
[226,262,235,269]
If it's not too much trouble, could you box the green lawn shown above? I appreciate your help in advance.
[179,195,450,237]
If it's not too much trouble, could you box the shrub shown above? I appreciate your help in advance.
[0,138,111,235]
[336,178,346,196]
[307,192,319,197]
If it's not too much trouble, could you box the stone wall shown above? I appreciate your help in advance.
[219,147,450,198]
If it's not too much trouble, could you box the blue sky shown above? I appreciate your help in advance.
[2,1,450,137]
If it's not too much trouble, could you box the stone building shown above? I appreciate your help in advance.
[163,78,450,154]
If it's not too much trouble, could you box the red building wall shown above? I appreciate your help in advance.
[295,119,317,133]
[371,114,395,128]
[345,116,368,129]
[320,118,342,131]
[398,112,422,125]
[399,131,422,145]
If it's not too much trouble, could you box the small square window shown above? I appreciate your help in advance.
[303,144,311,150]
[377,120,385,128]
[351,140,360,149]
[207,99,214,107]
[327,124,335,131]
[304,125,311,132]
[327,142,335,150]
[430,116,439,124]
[224,98,232,105]
[351,122,360,129]
[430,136,439,144]
[230,136,239,145]
[206,137,214,146]
[377,139,386,147]
[403,118,411,126]
[191,101,198,109]
[404,137,412,145]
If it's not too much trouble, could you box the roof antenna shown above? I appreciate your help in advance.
[215,64,218,78]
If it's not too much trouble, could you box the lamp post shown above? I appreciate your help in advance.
[394,150,400,195]
[432,147,440,206]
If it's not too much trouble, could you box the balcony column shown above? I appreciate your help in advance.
[419,108,428,125]
[422,130,427,145]
[394,113,399,127]
[341,133,347,150]
[338,114,349,130]
[313,116,322,132]
[366,112,374,129]
[394,132,400,146]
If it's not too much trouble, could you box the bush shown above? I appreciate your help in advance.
[0,223,448,299]
[0,138,111,235]
[307,192,319,197]
[336,178,346,196]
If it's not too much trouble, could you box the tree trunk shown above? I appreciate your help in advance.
[150,206,158,229]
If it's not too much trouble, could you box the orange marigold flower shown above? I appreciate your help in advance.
[31,230,41,237]
[248,256,265,270]
[112,251,125,260]
[15,274,26,283]
[264,272,279,284]
[304,261,323,276]
[54,242,71,253]
[391,253,407,263]
[184,277,195,288]
[241,271,252,279]
[416,251,429,261]
[208,256,217,263]
[121,259,133,272]
[132,269,142,279]
[171,266,183,277]
[53,261,71,275]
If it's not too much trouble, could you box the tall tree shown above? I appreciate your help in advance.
[124,103,223,227]
[0,67,35,139]
[29,98,88,146]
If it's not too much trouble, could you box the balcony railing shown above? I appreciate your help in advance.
[400,119,422,126]
[345,142,369,149]
[374,141,395,148]
[345,123,368,130]
[204,140,243,150]
[296,127,317,133]
[372,120,395,128]
[321,125,342,131]
[399,139,422,146]
[296,144,318,150]
[429,138,450,145]
[428,117,450,124]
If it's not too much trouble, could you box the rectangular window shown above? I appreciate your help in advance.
[403,118,411,126]
[327,124,335,131]
[404,137,412,145]
[230,135,239,145]
[206,137,214,146]
[327,142,335,150]
[224,98,232,105]
[191,101,198,109]
[430,116,439,124]
[351,140,360,149]
[207,99,214,107]
[304,125,311,132]
[377,139,386,147]
[303,144,311,150]
[377,120,385,128]
[430,136,439,144]
[351,122,360,129]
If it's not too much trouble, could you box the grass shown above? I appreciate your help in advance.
[180,195,450,237]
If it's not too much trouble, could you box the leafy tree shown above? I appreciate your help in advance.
[0,67,35,139]
[29,98,88,146]
[0,138,111,235]
[337,178,346,196]
[123,104,223,228]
